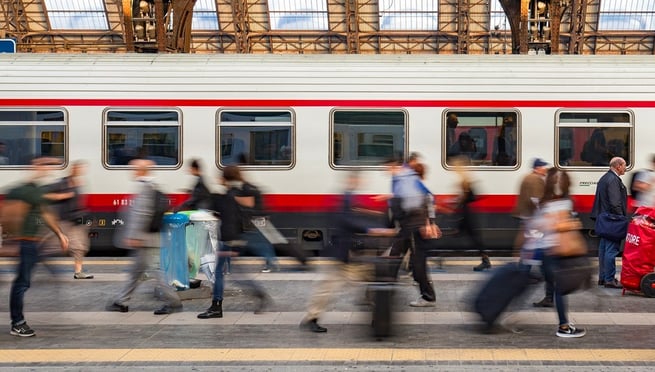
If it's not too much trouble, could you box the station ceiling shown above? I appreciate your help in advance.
[1,0,654,54]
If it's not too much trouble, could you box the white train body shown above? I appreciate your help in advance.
[0,54,653,253]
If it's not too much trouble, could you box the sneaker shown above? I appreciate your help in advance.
[10,322,35,337]
[106,302,128,313]
[556,325,586,338]
[73,272,94,279]
[409,297,436,307]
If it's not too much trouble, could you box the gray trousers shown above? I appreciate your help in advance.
[113,247,181,307]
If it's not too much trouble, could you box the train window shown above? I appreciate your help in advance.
[331,110,406,167]
[444,111,518,167]
[104,110,181,167]
[218,110,294,167]
[0,110,67,167]
[556,111,633,168]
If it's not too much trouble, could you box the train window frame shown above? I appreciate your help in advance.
[442,109,521,170]
[102,108,182,169]
[555,110,634,170]
[329,108,408,170]
[216,109,296,170]
[0,108,68,169]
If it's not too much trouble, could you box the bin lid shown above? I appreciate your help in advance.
[163,212,190,224]
[189,210,219,221]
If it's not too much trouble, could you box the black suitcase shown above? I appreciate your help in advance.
[474,263,530,329]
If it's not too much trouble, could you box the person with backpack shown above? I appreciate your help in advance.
[106,158,182,315]
[6,157,69,337]
[197,165,272,319]
[175,158,212,212]
[40,160,93,279]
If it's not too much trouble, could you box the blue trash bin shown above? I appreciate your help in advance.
[160,213,190,290]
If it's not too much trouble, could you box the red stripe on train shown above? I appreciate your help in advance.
[1,98,655,108]
[84,194,598,214]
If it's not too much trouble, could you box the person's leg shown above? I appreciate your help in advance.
[243,230,277,270]
[598,239,607,283]
[71,224,92,278]
[111,248,147,306]
[198,254,226,318]
[10,241,39,326]
[603,240,620,283]
[409,233,435,303]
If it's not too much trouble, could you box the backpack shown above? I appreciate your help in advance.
[629,169,653,200]
[1,184,32,241]
[147,186,170,233]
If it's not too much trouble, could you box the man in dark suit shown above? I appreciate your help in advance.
[591,157,628,289]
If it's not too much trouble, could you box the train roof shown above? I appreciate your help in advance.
[1,54,655,100]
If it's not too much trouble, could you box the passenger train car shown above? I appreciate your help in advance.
[0,54,653,254]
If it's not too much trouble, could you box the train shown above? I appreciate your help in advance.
[1,53,654,255]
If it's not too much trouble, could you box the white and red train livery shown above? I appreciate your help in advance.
[0,54,652,254]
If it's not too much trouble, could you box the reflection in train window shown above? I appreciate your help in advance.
[557,111,633,168]
[104,109,180,167]
[0,109,67,167]
[218,110,293,167]
[444,110,518,167]
[331,110,405,167]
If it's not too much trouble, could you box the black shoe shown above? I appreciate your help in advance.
[598,279,604,286]
[254,293,272,314]
[10,322,35,337]
[154,304,182,315]
[604,279,623,289]
[106,302,128,313]
[300,318,327,333]
[533,297,554,308]
[197,307,223,319]
[473,258,491,272]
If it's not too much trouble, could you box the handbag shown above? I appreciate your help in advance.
[419,220,442,239]
[594,212,630,242]
[553,256,594,295]
[549,219,588,257]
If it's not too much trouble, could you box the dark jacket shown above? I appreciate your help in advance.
[328,191,372,263]
[591,170,628,219]
[46,176,85,223]
[178,176,211,211]
[208,192,242,242]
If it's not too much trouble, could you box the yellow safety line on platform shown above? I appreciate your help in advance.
[0,348,653,363]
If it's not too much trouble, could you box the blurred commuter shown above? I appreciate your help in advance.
[7,157,69,337]
[300,172,391,333]
[175,158,211,211]
[631,154,655,207]
[493,115,517,166]
[383,157,438,307]
[40,160,93,279]
[512,158,549,248]
[106,159,182,315]
[450,156,489,271]
[447,132,480,161]
[531,168,586,338]
[197,166,272,319]
[591,157,628,289]
[445,113,459,152]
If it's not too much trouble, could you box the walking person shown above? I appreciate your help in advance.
[42,160,93,279]
[532,168,586,337]
[7,157,69,337]
[106,159,182,314]
[591,156,628,289]
[300,171,391,332]
[197,166,272,319]
[450,156,490,271]
[175,158,212,211]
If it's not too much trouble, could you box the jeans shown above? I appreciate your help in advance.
[598,238,620,283]
[543,255,567,326]
[214,241,267,301]
[242,230,277,267]
[10,241,40,325]
[211,254,228,302]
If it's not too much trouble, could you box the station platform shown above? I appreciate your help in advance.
[0,255,654,371]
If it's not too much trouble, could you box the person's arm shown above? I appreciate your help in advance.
[40,207,69,252]
[607,178,625,215]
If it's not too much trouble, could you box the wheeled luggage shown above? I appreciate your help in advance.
[621,206,655,297]
[473,263,530,329]
[370,256,401,339]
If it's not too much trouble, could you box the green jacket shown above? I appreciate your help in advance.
[5,182,48,238]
